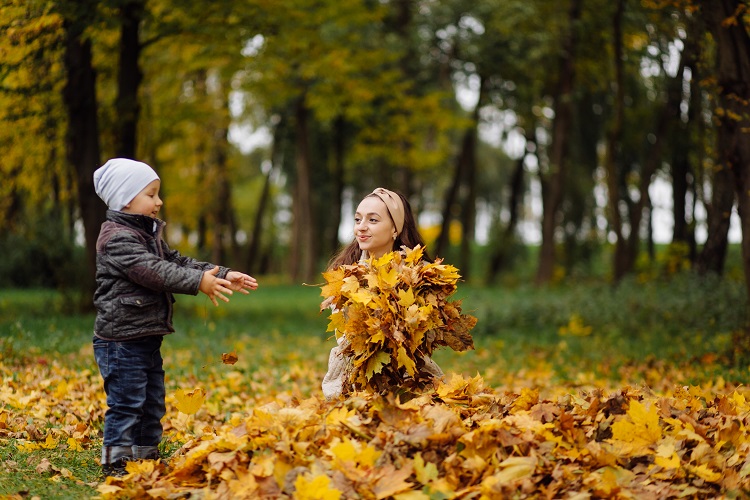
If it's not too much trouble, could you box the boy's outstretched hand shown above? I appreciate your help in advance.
[226,270,258,293]
[199,266,258,306]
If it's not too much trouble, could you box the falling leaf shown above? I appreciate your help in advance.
[221,352,238,365]
[174,388,205,415]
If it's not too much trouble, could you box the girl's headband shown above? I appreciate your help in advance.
[370,187,405,235]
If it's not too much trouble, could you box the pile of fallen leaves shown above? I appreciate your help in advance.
[94,374,750,499]
[3,351,750,498]
[320,246,477,394]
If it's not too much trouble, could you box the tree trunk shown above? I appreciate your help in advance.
[672,18,701,248]
[488,132,531,282]
[290,97,316,282]
[535,0,582,284]
[698,167,734,274]
[700,0,750,302]
[436,76,484,261]
[435,147,463,258]
[605,0,627,280]
[115,0,144,159]
[210,126,235,267]
[62,18,103,298]
[458,129,477,280]
[617,26,688,277]
[247,123,283,273]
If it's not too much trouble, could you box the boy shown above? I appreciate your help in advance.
[92,158,258,477]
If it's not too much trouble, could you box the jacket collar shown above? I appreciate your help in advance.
[106,210,165,235]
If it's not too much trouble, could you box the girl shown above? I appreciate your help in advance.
[321,187,443,399]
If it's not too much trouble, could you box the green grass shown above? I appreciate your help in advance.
[1,276,748,498]
[1,274,746,388]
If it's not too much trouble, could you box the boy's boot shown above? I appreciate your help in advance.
[101,445,133,478]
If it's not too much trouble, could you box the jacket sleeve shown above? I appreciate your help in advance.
[103,231,209,295]
[161,241,230,279]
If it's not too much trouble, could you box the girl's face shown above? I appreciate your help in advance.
[354,196,397,258]
[122,179,162,218]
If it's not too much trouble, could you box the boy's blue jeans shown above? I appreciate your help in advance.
[94,335,166,464]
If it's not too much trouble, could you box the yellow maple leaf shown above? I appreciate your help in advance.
[609,399,662,456]
[327,310,346,333]
[329,438,381,468]
[321,268,346,298]
[403,245,424,264]
[174,387,205,415]
[294,474,342,500]
[341,275,361,294]
[494,457,537,485]
[510,388,539,413]
[413,452,438,484]
[654,452,681,470]
[654,441,680,469]
[686,463,722,483]
[40,434,58,450]
[350,289,373,305]
[397,346,416,376]
[325,406,357,427]
[125,459,155,475]
[366,351,390,380]
[66,437,84,452]
[397,287,416,308]
[377,266,398,289]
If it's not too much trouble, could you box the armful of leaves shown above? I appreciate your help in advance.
[320,245,476,395]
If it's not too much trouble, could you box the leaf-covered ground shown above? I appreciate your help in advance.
[2,349,749,499]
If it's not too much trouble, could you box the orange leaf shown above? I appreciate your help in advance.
[221,352,238,365]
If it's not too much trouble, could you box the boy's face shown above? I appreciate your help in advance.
[122,179,162,218]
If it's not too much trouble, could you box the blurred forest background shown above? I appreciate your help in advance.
[1,0,750,308]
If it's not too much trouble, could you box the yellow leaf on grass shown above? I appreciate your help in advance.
[294,474,341,500]
[40,434,58,449]
[67,437,84,452]
[174,388,205,415]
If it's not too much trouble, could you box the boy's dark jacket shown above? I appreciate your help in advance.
[94,210,229,341]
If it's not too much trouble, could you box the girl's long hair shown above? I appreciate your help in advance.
[327,191,431,270]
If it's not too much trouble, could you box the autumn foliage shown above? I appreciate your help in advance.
[320,246,477,395]
[2,269,750,498]
[3,350,750,497]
